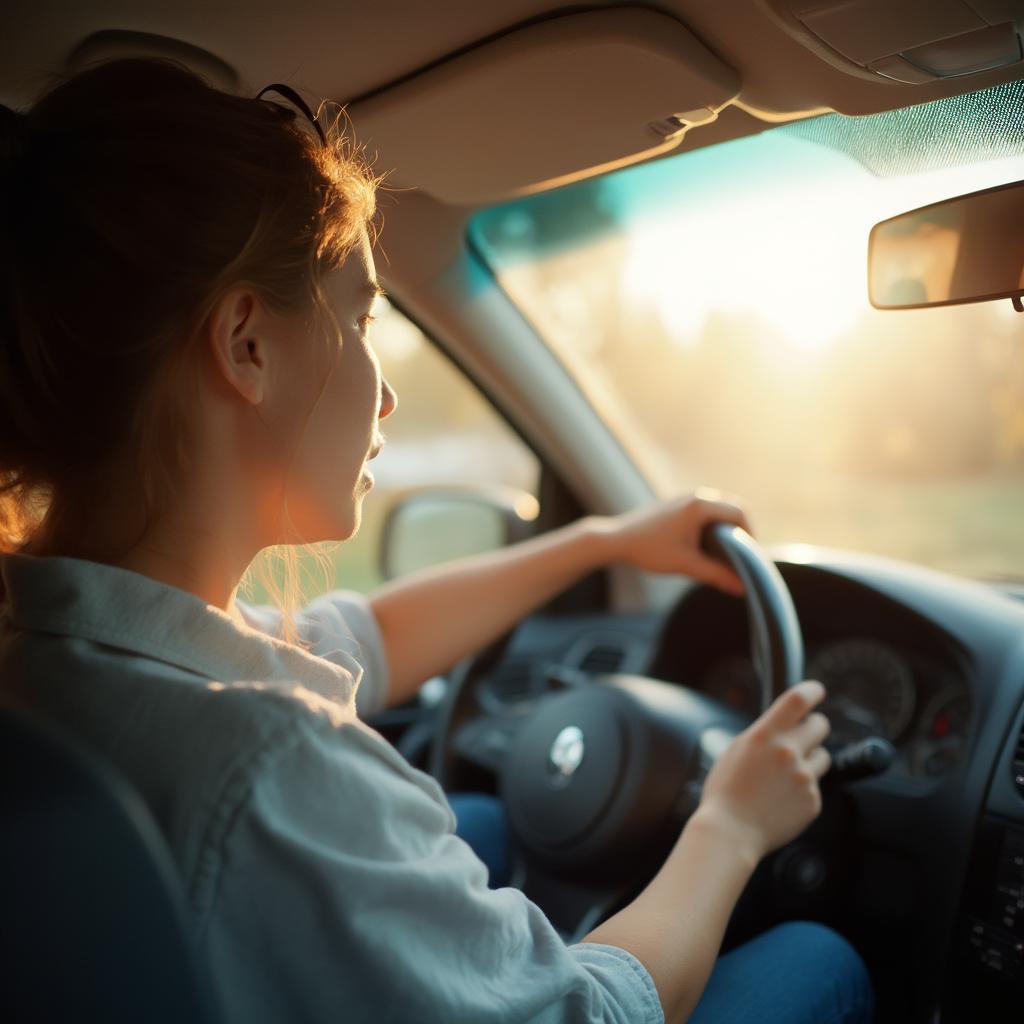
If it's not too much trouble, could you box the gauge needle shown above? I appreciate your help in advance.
[828,696,880,731]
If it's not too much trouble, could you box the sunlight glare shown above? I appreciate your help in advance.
[622,187,869,352]
[621,150,1024,355]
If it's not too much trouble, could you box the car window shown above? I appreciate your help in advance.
[471,80,1024,582]
[242,299,540,599]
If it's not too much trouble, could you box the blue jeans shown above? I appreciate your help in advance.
[449,792,875,1024]
[449,791,513,888]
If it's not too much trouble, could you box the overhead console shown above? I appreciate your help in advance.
[346,9,740,204]
[766,0,1024,84]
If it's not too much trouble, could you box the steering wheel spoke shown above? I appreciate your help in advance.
[663,718,739,824]
[451,713,524,772]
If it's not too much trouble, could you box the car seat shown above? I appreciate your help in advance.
[0,700,223,1023]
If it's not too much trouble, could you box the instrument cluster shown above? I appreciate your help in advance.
[699,638,970,779]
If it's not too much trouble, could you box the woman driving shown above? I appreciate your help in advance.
[0,57,873,1023]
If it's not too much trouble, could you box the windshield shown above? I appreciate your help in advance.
[471,81,1024,581]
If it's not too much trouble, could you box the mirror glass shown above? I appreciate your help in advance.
[382,489,538,579]
[869,179,1024,309]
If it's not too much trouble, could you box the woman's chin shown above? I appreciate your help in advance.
[339,489,370,540]
[276,498,362,546]
[342,506,362,541]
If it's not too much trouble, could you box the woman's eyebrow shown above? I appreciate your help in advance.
[365,280,386,299]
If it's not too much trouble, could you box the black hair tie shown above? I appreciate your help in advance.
[255,83,327,148]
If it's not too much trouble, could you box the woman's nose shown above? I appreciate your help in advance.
[379,377,397,420]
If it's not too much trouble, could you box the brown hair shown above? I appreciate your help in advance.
[0,56,380,641]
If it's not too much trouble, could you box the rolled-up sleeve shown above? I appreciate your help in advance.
[299,590,391,718]
[202,698,664,1024]
[236,590,391,718]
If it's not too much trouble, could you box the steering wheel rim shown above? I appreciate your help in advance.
[427,651,485,790]
[701,522,805,710]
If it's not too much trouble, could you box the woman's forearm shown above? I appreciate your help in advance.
[369,516,616,708]
[582,806,760,1023]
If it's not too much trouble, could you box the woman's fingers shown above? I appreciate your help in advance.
[690,554,745,596]
[790,710,831,754]
[758,680,827,733]
[806,745,832,779]
[692,487,755,537]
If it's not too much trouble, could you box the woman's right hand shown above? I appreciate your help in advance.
[695,679,832,862]
[584,679,833,1022]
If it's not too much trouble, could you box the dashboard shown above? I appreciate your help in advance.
[698,638,971,779]
[651,571,976,786]
[443,546,1024,1021]
[700,634,970,770]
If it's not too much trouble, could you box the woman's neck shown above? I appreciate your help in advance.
[24,488,261,618]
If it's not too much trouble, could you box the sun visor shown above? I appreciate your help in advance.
[346,9,739,205]
[766,0,1024,85]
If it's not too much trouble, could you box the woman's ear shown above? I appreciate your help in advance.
[206,287,268,406]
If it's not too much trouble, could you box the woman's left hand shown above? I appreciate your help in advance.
[598,490,754,596]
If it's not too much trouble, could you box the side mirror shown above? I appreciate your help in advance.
[378,485,539,581]
[868,178,1024,312]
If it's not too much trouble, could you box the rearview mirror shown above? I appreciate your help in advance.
[868,179,1024,312]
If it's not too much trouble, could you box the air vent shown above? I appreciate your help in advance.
[486,658,534,703]
[566,631,647,676]
[1014,722,1024,796]
[578,644,626,675]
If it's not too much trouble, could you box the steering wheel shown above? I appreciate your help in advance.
[700,523,804,707]
[427,523,806,936]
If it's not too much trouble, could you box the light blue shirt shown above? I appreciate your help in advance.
[0,553,663,1024]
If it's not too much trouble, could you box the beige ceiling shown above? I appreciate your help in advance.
[4,1,1022,114]
[2,1,1022,206]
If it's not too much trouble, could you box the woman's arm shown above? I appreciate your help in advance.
[583,805,760,1021]
[583,681,832,1021]
[368,492,751,710]
[369,515,611,709]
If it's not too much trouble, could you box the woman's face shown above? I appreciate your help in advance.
[267,231,397,543]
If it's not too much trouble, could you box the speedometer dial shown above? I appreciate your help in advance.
[807,639,916,742]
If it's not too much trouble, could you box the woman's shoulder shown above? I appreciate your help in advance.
[0,614,344,749]
[0,609,431,833]
[236,588,391,719]
[1,615,379,786]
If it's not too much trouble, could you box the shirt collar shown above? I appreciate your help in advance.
[0,552,360,712]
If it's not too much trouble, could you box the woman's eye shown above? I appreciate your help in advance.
[358,313,376,330]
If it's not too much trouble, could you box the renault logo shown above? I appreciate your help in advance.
[548,725,585,782]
